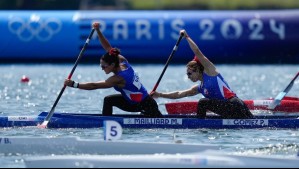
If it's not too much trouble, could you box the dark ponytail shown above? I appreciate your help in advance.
[109,48,120,56]
[101,48,121,68]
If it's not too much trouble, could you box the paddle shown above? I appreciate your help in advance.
[150,33,184,94]
[38,28,95,128]
[268,72,299,110]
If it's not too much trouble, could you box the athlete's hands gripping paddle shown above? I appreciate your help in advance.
[38,28,95,128]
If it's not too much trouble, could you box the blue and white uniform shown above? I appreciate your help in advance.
[114,61,148,104]
[198,72,236,100]
[196,72,253,119]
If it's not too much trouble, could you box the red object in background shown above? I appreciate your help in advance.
[21,75,30,83]
[165,96,299,114]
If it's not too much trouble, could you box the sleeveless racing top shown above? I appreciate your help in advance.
[198,72,236,100]
[114,61,149,104]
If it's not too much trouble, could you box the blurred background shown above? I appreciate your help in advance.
[1,0,299,64]
[1,0,299,10]
[1,2,299,167]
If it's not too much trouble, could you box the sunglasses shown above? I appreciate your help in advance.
[186,72,193,76]
[101,64,109,69]
[186,69,196,76]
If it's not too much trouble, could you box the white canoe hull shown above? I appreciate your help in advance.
[0,137,218,155]
[24,152,299,168]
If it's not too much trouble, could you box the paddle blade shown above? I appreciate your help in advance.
[268,72,298,110]
[37,121,49,129]
[268,92,287,110]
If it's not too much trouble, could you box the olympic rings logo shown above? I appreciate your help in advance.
[8,15,62,42]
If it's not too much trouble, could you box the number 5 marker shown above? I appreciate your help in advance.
[103,120,123,141]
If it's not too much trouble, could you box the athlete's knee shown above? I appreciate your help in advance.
[197,98,210,111]
[103,96,113,104]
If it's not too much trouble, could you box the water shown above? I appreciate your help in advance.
[0,64,299,167]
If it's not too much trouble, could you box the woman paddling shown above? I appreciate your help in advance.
[152,29,253,119]
[64,22,162,117]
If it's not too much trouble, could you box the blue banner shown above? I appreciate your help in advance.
[0,10,298,63]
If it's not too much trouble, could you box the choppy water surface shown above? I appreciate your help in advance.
[0,64,298,167]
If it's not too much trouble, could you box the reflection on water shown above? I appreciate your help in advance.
[0,64,298,167]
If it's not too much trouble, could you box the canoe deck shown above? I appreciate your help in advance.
[1,112,299,129]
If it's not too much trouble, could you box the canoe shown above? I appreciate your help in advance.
[0,137,218,155]
[24,151,299,168]
[165,96,299,115]
[1,112,299,129]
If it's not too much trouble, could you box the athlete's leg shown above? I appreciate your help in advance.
[138,96,163,117]
[197,98,253,119]
[102,94,139,116]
